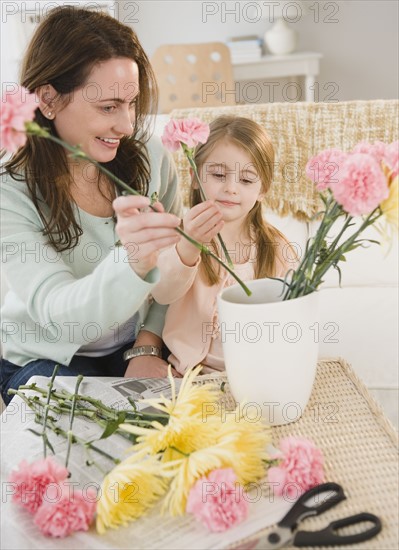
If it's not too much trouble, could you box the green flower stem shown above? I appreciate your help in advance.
[65,375,83,468]
[283,198,343,300]
[8,384,169,447]
[175,226,251,295]
[326,214,354,253]
[41,365,59,457]
[9,388,117,471]
[26,125,250,296]
[311,208,382,289]
[44,417,120,473]
[184,146,234,269]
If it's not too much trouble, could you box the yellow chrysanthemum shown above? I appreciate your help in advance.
[216,407,271,484]
[160,407,270,516]
[96,454,168,534]
[120,366,221,455]
[380,173,399,230]
[161,444,238,516]
[375,166,398,247]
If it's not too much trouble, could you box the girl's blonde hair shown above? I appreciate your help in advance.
[191,115,292,285]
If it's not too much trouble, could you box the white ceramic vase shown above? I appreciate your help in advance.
[264,18,297,55]
[217,278,319,426]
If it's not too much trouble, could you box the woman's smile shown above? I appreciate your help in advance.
[96,136,121,149]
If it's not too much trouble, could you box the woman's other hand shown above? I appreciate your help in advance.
[113,196,181,279]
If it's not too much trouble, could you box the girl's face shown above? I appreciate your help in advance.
[199,139,264,225]
[51,58,139,163]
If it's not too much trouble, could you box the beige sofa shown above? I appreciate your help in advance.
[167,100,399,427]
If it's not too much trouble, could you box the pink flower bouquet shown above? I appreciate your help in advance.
[8,457,96,537]
[283,140,398,300]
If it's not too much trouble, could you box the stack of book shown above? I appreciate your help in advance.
[226,35,263,64]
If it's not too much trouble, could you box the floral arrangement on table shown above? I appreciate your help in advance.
[6,366,325,538]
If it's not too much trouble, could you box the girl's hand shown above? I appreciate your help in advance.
[177,201,224,266]
[113,196,181,279]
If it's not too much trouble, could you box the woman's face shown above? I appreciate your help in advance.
[52,57,139,163]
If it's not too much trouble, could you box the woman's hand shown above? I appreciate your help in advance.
[125,356,182,378]
[113,196,181,279]
[177,201,224,266]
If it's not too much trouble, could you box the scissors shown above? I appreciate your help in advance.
[264,482,382,548]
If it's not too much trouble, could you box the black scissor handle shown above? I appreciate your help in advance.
[294,512,382,547]
[278,482,346,529]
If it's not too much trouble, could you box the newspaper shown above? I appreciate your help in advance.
[1,375,293,550]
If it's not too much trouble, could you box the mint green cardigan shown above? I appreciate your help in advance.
[1,136,182,367]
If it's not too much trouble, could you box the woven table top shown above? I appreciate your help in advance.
[200,358,399,550]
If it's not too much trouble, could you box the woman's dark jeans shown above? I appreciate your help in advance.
[0,342,134,406]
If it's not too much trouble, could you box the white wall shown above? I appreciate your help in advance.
[0,1,122,87]
[1,1,397,102]
[131,0,398,102]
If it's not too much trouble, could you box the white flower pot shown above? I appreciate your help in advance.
[217,278,319,426]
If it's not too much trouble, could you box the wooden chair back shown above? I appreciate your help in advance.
[151,42,236,113]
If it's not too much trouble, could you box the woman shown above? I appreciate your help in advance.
[0,6,182,404]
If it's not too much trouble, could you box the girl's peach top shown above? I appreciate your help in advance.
[152,242,289,375]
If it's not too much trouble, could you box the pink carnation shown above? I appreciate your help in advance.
[383,140,399,178]
[161,117,210,152]
[268,437,324,499]
[1,87,38,153]
[352,141,387,164]
[305,149,348,190]
[8,457,69,514]
[186,468,248,532]
[34,483,96,538]
[331,153,389,216]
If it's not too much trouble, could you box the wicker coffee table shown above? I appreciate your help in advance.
[217,358,398,550]
[1,358,397,549]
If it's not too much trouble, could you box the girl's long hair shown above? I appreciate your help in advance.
[191,116,293,285]
[1,6,158,251]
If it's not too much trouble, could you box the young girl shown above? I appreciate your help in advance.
[0,6,182,404]
[152,116,294,374]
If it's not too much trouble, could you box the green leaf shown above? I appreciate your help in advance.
[336,265,343,287]
[98,411,127,439]
[27,428,43,437]
[45,438,56,455]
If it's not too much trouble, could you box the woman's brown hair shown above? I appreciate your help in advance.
[191,116,294,285]
[1,6,158,251]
